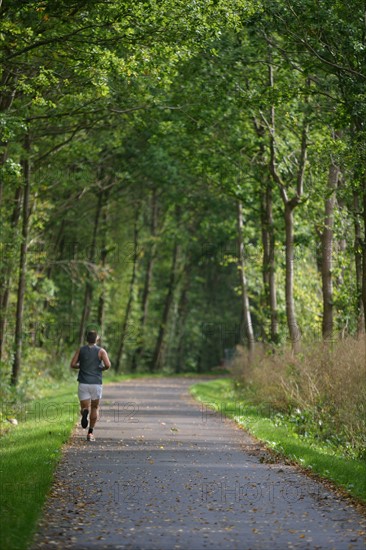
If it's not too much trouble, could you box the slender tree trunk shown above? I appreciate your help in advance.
[0,146,8,207]
[268,61,308,350]
[41,218,66,324]
[174,273,190,373]
[97,249,107,340]
[353,190,365,335]
[11,133,31,385]
[284,202,301,349]
[261,181,278,342]
[254,118,278,343]
[132,189,158,370]
[140,189,157,331]
[362,180,366,334]
[267,187,278,343]
[45,219,65,283]
[0,185,23,360]
[150,239,179,372]
[115,210,139,372]
[261,188,270,291]
[321,159,339,339]
[78,189,104,345]
[97,190,110,342]
[237,200,255,356]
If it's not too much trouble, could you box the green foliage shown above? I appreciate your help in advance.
[0,1,365,395]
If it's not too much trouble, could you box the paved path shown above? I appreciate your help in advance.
[32,378,366,550]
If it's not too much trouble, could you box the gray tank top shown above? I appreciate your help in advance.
[77,345,103,384]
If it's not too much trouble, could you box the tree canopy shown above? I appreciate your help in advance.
[1,0,365,385]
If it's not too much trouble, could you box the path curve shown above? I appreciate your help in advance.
[32,378,366,549]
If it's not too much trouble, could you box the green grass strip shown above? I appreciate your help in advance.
[0,381,77,550]
[190,378,366,504]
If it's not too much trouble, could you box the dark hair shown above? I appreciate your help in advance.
[86,330,98,344]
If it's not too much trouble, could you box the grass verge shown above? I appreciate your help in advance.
[0,380,76,550]
[190,378,366,505]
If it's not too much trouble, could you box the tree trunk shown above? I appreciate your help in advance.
[353,190,365,335]
[115,210,139,372]
[0,185,23,360]
[78,189,104,345]
[321,159,339,340]
[150,239,179,372]
[268,195,278,343]
[261,188,270,291]
[0,146,8,207]
[268,60,308,351]
[131,189,158,371]
[97,189,110,343]
[237,200,255,356]
[45,218,65,283]
[140,189,157,331]
[174,273,190,373]
[362,180,366,334]
[96,250,107,341]
[284,202,301,350]
[254,118,278,344]
[11,133,31,386]
[261,180,278,342]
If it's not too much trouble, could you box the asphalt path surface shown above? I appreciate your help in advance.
[32,377,366,550]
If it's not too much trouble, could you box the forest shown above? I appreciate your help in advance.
[1,0,365,390]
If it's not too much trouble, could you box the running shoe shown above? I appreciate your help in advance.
[81,409,89,429]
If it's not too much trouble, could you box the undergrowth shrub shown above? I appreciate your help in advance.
[230,337,366,458]
[0,350,74,431]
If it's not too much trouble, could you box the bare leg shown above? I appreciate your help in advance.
[90,399,100,428]
[80,399,90,415]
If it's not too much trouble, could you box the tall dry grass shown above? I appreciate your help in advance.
[230,336,366,457]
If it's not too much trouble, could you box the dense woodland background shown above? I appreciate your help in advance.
[1,0,366,390]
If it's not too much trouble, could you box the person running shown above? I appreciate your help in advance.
[70,330,111,441]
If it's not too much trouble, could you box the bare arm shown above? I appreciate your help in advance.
[70,349,80,369]
[99,348,111,369]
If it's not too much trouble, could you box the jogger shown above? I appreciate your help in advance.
[70,330,111,441]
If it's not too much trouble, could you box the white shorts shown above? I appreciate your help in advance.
[78,383,103,401]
